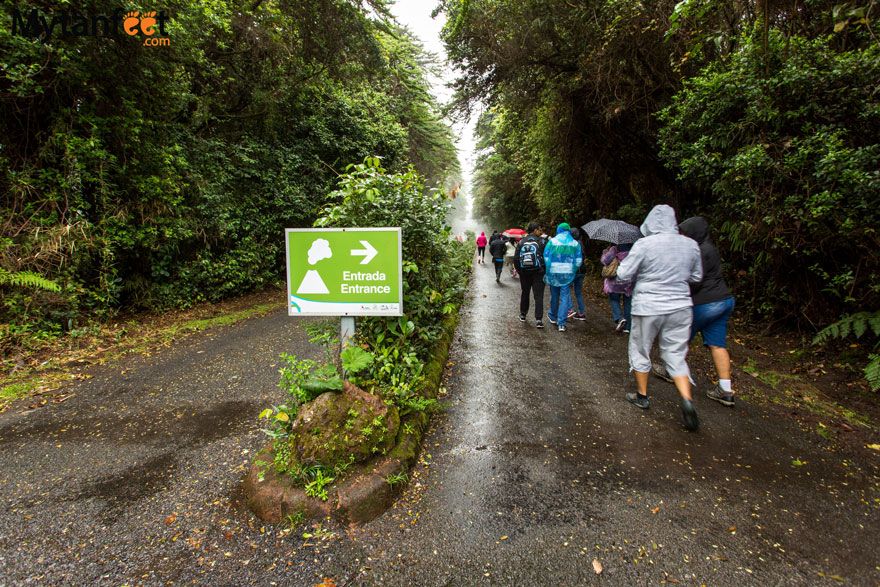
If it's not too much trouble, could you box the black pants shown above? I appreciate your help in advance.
[519,270,545,319]
[493,258,504,279]
[477,246,485,260]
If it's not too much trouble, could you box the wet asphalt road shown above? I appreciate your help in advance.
[1,261,879,585]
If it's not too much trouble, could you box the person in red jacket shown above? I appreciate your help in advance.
[476,231,487,264]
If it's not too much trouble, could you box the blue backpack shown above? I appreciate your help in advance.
[518,239,543,271]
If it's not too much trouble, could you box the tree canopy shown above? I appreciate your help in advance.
[0,0,459,350]
[439,0,879,327]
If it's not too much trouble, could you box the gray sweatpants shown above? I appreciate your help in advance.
[629,308,692,377]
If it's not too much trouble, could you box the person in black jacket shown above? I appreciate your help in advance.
[488,234,508,283]
[679,217,736,407]
[514,222,546,327]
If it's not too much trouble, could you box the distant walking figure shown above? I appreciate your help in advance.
[679,216,736,407]
[616,205,703,431]
[515,222,547,328]
[543,222,583,332]
[567,227,588,321]
[601,243,633,333]
[476,231,487,264]
[489,235,507,283]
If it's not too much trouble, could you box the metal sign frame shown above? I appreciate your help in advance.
[284,227,403,317]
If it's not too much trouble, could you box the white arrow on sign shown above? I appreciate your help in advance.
[351,240,378,265]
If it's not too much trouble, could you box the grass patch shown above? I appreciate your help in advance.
[0,381,34,403]
[742,358,875,431]
[0,290,283,411]
[177,303,278,333]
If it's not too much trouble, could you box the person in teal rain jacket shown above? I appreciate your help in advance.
[544,222,583,332]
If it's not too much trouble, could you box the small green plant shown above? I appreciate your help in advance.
[402,422,415,435]
[304,469,335,501]
[285,511,305,529]
[258,404,298,440]
[385,471,409,487]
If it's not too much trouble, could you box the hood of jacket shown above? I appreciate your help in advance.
[640,205,678,237]
[678,216,709,245]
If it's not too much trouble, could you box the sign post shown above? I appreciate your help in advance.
[285,227,403,356]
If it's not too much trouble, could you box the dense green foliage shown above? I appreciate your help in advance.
[316,158,471,414]
[257,160,472,489]
[439,0,879,329]
[1,0,458,353]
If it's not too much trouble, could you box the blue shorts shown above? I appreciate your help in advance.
[691,296,735,348]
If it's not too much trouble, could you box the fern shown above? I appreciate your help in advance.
[0,268,61,292]
[866,355,880,392]
[812,312,880,346]
[813,312,880,391]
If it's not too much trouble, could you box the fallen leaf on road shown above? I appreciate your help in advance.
[592,559,603,574]
[791,459,806,467]
[866,444,880,451]
[651,506,660,514]
[315,577,337,586]
[728,525,737,533]
[165,513,177,525]
[500,535,508,541]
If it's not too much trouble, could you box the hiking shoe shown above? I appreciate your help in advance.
[548,317,557,325]
[622,328,630,334]
[558,325,566,332]
[626,392,650,409]
[652,362,673,383]
[615,318,626,332]
[519,314,527,323]
[567,309,577,319]
[706,384,735,407]
[681,399,699,431]
[574,313,586,321]
[536,320,545,329]
[496,276,500,282]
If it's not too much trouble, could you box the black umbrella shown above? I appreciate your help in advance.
[581,219,642,244]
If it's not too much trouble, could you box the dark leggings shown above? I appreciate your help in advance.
[519,271,545,319]
[493,259,504,278]
[477,246,486,259]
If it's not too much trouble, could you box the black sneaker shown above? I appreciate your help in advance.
[548,317,557,325]
[681,399,699,431]
[519,314,527,322]
[706,384,735,407]
[626,392,650,409]
[615,318,626,332]
[536,320,544,329]
[574,313,586,321]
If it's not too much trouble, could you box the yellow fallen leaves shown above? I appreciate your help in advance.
[592,558,603,575]
[866,444,880,451]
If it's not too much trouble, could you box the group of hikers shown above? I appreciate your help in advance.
[474,204,735,432]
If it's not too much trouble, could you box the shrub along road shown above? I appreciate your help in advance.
[0,261,878,585]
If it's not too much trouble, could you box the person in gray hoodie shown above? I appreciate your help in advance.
[616,205,703,431]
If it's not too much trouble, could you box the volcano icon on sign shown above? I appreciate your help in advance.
[296,270,329,295]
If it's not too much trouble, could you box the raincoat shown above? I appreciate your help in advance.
[542,229,583,287]
[616,205,702,316]
[601,245,633,296]
[476,232,487,247]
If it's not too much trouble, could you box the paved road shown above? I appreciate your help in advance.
[0,261,878,585]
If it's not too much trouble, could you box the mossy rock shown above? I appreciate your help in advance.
[289,382,399,467]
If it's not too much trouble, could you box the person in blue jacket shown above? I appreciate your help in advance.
[543,222,583,332]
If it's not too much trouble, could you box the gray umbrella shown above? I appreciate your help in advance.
[581,219,642,244]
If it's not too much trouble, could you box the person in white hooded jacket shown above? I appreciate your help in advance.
[615,204,703,431]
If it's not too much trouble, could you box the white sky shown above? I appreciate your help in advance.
[389,1,478,195]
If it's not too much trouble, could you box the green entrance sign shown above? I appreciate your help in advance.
[285,227,403,316]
